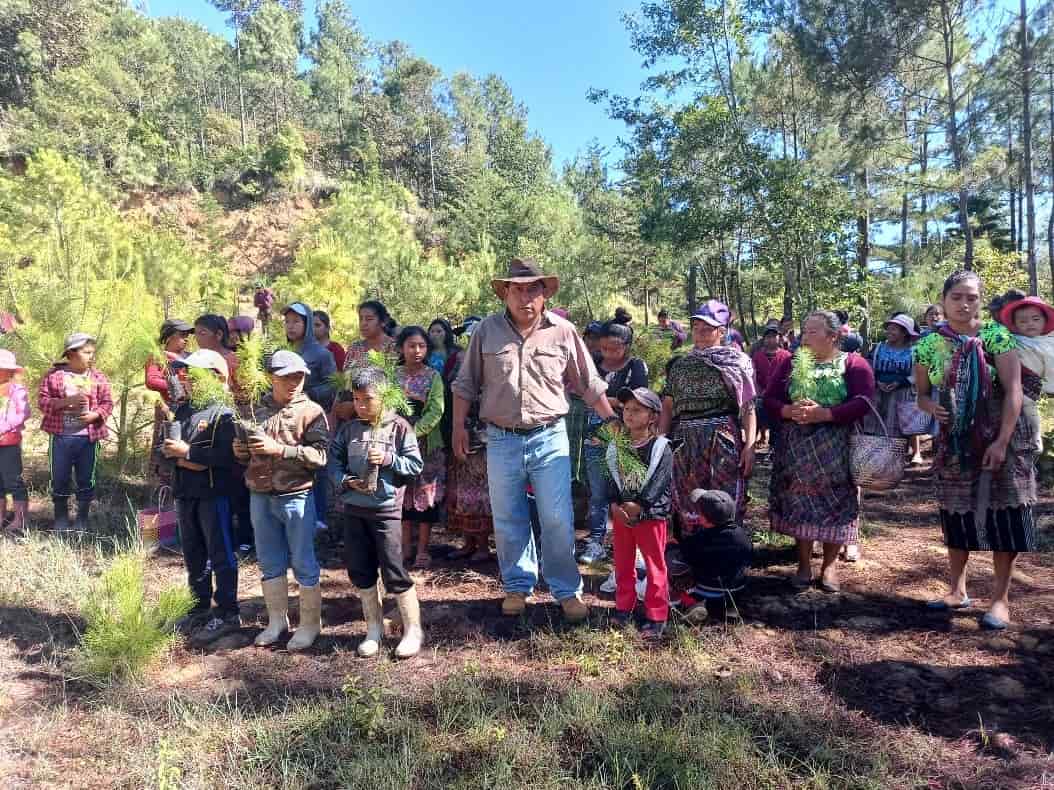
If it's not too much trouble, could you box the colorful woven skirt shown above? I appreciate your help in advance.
[672,415,745,533]
[933,395,1037,552]
[447,449,492,537]
[566,395,588,484]
[769,421,858,545]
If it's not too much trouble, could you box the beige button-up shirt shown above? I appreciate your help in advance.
[452,310,607,430]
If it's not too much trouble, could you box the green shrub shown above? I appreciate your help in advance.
[75,553,194,681]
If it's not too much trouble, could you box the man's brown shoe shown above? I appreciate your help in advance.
[502,592,528,616]
[561,596,588,623]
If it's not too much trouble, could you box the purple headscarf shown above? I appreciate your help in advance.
[690,345,756,410]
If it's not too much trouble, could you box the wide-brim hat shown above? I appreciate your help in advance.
[1000,296,1054,335]
[883,313,919,338]
[0,349,22,372]
[491,257,559,300]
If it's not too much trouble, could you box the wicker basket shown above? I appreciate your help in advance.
[850,399,908,491]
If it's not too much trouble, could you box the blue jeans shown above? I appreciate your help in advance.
[250,490,320,587]
[486,421,582,601]
[584,442,610,544]
[313,469,329,525]
[49,434,98,503]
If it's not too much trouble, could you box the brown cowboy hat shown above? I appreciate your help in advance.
[491,257,559,300]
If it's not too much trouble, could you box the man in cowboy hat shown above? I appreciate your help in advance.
[452,258,617,623]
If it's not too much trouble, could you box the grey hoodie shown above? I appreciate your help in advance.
[283,301,336,410]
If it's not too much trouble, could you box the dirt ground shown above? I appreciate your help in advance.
[1,445,1053,788]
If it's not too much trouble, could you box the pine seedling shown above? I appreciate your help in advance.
[76,553,195,681]
[186,366,233,410]
[789,346,818,402]
[366,349,411,426]
[594,422,650,495]
[234,333,273,418]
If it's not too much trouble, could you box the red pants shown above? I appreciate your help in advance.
[613,513,668,622]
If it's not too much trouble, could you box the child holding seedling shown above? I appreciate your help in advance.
[394,326,445,569]
[603,386,673,641]
[38,333,113,532]
[328,365,424,659]
[162,350,240,645]
[233,350,329,651]
[0,350,30,532]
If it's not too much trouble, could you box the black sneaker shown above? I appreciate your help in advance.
[640,620,666,642]
[174,610,210,637]
[609,610,634,629]
[191,612,242,645]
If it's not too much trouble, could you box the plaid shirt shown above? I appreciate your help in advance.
[38,366,113,441]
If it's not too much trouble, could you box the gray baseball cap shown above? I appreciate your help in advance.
[62,332,96,355]
[617,386,662,413]
[267,349,310,376]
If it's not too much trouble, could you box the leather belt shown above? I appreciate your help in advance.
[489,418,562,436]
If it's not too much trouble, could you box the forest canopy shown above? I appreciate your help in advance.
[0,0,1047,360]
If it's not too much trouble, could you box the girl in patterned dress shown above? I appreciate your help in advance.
[763,311,875,592]
[395,326,446,569]
[915,271,1036,630]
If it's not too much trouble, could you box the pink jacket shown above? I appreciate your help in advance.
[0,382,30,446]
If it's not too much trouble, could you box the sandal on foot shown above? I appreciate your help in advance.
[819,577,841,593]
[981,612,1009,630]
[925,596,971,610]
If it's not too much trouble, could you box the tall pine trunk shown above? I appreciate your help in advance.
[939,0,974,268]
[1048,66,1054,296]
[236,31,247,148]
[1021,0,1038,294]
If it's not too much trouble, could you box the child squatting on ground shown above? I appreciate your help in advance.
[606,386,674,641]
[161,349,240,646]
[38,333,114,532]
[328,366,425,659]
[998,294,1054,453]
[0,350,30,533]
[233,350,329,652]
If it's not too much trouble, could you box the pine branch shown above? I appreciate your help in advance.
[789,347,818,402]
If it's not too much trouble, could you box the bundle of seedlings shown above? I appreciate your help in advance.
[232,333,274,442]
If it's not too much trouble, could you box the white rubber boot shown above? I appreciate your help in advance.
[394,587,424,659]
[254,577,289,646]
[287,584,322,651]
[356,585,385,658]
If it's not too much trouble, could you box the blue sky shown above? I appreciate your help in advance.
[146,0,645,169]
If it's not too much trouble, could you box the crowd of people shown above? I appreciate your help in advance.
[0,259,1047,654]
